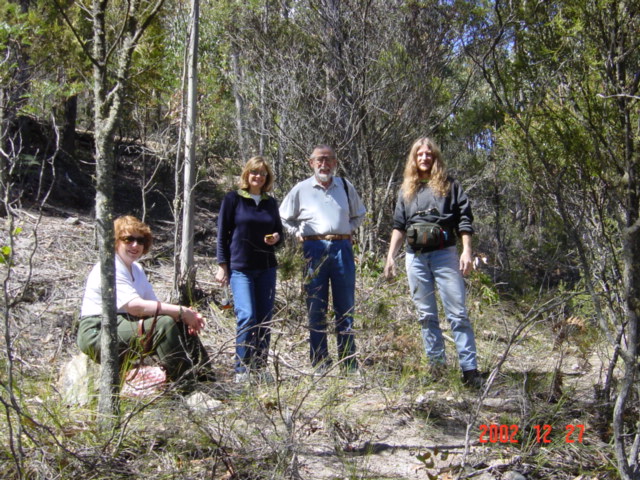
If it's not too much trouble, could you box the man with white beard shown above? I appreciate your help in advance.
[280,145,366,374]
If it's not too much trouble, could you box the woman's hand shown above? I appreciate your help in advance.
[383,258,397,279]
[215,264,229,286]
[459,232,473,276]
[180,306,206,336]
[459,250,473,276]
[124,299,205,336]
[264,232,280,246]
[384,229,405,280]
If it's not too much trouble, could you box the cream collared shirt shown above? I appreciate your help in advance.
[279,175,366,237]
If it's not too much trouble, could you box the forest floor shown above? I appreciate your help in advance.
[2,202,621,480]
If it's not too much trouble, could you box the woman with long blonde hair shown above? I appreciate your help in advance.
[215,156,283,383]
[384,137,482,388]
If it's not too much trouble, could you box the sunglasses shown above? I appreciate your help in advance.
[120,235,147,245]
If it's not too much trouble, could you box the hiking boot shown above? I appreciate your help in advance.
[462,369,484,389]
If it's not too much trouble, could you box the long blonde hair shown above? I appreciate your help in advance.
[401,137,450,201]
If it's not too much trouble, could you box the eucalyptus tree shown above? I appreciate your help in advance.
[178,0,200,292]
[57,0,167,422]
[465,1,639,477]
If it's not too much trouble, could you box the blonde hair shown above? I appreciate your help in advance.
[114,215,153,254]
[401,137,450,201]
[239,156,274,193]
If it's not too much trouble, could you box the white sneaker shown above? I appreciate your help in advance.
[234,372,250,384]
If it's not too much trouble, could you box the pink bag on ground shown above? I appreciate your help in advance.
[121,365,167,398]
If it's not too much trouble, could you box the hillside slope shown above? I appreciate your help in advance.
[1,204,617,479]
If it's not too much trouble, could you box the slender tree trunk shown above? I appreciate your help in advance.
[0,91,9,218]
[490,154,509,273]
[94,131,119,421]
[68,0,168,424]
[615,215,640,478]
[179,0,199,292]
[607,6,640,475]
[91,0,120,423]
[62,94,77,158]
[258,3,269,156]
[172,39,189,300]
[231,45,247,162]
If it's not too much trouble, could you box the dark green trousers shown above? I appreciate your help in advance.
[77,314,210,382]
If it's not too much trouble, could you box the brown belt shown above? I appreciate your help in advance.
[303,234,352,241]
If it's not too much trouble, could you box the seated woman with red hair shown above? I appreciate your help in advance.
[78,215,213,390]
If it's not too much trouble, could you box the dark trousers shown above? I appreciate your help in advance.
[77,314,210,382]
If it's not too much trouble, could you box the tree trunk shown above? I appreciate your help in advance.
[94,131,119,423]
[172,44,189,300]
[615,217,640,478]
[66,0,168,425]
[179,0,200,293]
[231,46,248,162]
[91,0,120,425]
[0,90,9,218]
[62,94,77,158]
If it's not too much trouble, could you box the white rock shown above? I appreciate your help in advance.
[503,472,527,480]
[185,391,222,412]
[58,353,98,406]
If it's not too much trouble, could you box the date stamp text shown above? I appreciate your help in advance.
[479,424,585,444]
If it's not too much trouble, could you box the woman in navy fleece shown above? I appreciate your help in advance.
[215,156,284,383]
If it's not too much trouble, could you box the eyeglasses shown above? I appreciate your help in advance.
[312,155,336,163]
[249,170,268,177]
[120,235,147,246]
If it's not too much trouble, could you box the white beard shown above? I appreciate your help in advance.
[316,172,332,183]
[315,167,336,184]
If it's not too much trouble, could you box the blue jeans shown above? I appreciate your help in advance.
[406,246,478,372]
[303,239,357,368]
[230,267,276,373]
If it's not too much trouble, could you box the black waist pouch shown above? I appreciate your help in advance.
[406,222,449,251]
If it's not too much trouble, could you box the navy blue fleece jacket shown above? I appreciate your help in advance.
[216,189,284,271]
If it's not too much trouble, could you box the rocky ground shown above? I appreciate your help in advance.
[1,203,619,480]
